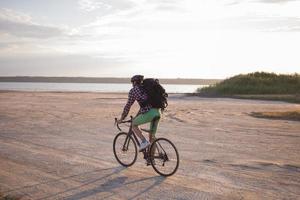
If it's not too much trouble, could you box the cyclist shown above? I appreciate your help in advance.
[117,75,161,151]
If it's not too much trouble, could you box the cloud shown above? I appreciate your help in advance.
[226,0,298,5]
[146,0,184,11]
[75,0,185,34]
[256,0,297,3]
[78,0,136,12]
[0,42,10,49]
[0,53,133,76]
[259,17,300,32]
[78,0,111,11]
[218,15,300,32]
[0,8,65,39]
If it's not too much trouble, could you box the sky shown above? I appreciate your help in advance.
[0,0,300,78]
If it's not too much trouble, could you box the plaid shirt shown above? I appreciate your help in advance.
[121,86,152,119]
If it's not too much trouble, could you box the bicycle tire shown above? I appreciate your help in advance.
[113,132,137,167]
[149,137,179,176]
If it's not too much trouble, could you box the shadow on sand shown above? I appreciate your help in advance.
[33,165,165,200]
[62,173,165,200]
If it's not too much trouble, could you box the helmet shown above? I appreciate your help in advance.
[131,75,144,84]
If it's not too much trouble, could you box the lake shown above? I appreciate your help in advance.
[0,82,206,93]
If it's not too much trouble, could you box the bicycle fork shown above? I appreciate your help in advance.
[122,135,131,151]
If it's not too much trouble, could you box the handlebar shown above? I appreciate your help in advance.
[114,116,133,131]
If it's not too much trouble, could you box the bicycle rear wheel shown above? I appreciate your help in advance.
[113,132,137,167]
[149,138,179,176]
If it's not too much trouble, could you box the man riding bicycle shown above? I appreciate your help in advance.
[117,75,161,151]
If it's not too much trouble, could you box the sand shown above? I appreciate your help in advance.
[0,91,299,199]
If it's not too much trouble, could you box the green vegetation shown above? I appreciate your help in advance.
[197,72,300,103]
[198,72,300,95]
[250,111,300,121]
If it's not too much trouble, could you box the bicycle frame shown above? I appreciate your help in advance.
[115,116,141,146]
[114,117,179,176]
[115,117,162,159]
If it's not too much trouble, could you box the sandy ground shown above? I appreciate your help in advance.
[0,91,299,200]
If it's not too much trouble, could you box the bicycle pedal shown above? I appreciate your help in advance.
[145,158,151,166]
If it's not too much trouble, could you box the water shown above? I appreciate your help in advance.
[0,82,206,93]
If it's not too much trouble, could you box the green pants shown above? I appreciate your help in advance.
[132,108,161,135]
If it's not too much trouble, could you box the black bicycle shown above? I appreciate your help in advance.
[113,117,179,176]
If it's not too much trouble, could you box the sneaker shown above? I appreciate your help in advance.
[139,140,150,152]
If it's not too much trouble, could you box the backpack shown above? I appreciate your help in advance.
[141,78,168,111]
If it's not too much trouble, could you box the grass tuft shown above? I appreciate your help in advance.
[250,111,300,121]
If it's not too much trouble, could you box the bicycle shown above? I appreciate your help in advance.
[113,116,179,176]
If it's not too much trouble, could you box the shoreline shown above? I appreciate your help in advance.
[0,77,221,85]
[0,82,204,94]
[1,90,299,104]
[0,90,188,97]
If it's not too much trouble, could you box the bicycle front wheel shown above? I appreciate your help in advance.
[113,132,137,167]
[150,138,179,176]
